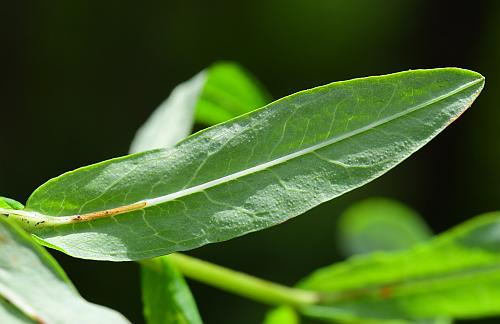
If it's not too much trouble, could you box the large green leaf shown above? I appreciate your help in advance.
[130,61,269,153]
[141,257,203,324]
[338,197,432,256]
[6,68,483,261]
[297,212,500,322]
[0,217,129,323]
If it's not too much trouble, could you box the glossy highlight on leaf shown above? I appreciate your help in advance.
[18,68,483,261]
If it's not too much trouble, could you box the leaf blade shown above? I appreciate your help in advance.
[141,257,203,324]
[0,217,129,323]
[25,68,484,260]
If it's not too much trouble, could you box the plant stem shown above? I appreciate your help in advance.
[151,253,320,307]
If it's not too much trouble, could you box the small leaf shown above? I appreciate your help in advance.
[130,61,270,153]
[17,68,483,261]
[141,257,203,324]
[297,212,500,322]
[338,197,432,256]
[0,217,129,323]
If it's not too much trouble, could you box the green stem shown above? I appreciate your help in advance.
[145,253,320,307]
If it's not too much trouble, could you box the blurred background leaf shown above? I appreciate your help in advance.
[1,1,497,323]
[337,198,433,256]
[130,61,269,153]
[299,212,500,323]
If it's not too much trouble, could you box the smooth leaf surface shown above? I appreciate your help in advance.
[297,212,500,322]
[130,71,206,153]
[0,217,129,323]
[338,197,432,256]
[130,61,269,153]
[22,68,483,261]
[141,257,202,324]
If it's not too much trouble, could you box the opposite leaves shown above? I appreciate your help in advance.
[5,68,484,261]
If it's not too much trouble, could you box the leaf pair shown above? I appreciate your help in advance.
[0,64,486,323]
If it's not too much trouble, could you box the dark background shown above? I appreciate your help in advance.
[1,1,499,323]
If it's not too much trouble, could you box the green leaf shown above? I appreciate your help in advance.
[17,68,483,261]
[0,197,24,210]
[263,306,300,324]
[141,257,203,324]
[131,68,210,324]
[338,197,432,256]
[0,217,129,323]
[130,71,206,153]
[194,61,271,125]
[263,198,437,324]
[130,61,270,153]
[297,212,500,322]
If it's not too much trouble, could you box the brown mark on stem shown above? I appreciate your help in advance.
[70,201,147,222]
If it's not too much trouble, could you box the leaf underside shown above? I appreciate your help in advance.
[0,218,128,323]
[24,68,483,261]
